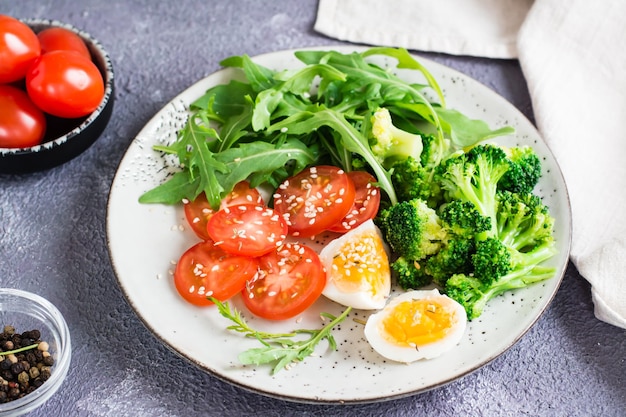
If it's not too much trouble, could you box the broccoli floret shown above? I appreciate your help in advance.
[389,130,451,204]
[371,107,423,168]
[496,190,555,252]
[390,156,431,202]
[391,257,433,290]
[499,146,542,194]
[439,200,492,238]
[437,144,510,237]
[424,238,476,286]
[446,255,556,320]
[445,235,557,320]
[471,237,513,284]
[444,274,488,320]
[377,198,446,261]
[421,201,490,286]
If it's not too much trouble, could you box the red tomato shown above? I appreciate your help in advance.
[327,171,381,233]
[273,165,356,237]
[242,243,326,320]
[37,27,91,60]
[174,241,259,306]
[0,85,46,148]
[184,181,264,241]
[207,204,288,257]
[0,15,41,84]
[26,50,104,118]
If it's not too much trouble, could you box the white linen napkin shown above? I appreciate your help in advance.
[315,0,626,329]
[314,0,533,59]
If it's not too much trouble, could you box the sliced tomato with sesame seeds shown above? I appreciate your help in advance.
[184,181,264,241]
[273,165,356,238]
[174,241,259,307]
[207,204,288,257]
[327,171,381,233]
[242,243,326,320]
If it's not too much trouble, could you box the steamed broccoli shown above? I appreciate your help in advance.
[496,190,555,252]
[390,130,451,204]
[446,242,557,320]
[377,198,446,261]
[376,140,557,318]
[422,200,492,286]
[499,146,542,194]
[391,257,433,290]
[390,156,432,203]
[444,196,558,320]
[424,238,476,286]
[370,107,424,168]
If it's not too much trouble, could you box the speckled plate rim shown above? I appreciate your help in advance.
[106,46,572,404]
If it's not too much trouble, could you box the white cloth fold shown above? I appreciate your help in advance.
[315,0,626,329]
[314,0,533,59]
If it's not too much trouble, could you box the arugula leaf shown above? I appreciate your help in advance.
[266,107,398,205]
[252,63,346,131]
[434,107,516,148]
[211,297,351,375]
[220,54,277,92]
[213,139,318,193]
[362,47,446,106]
[138,170,198,205]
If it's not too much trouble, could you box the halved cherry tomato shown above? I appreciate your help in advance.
[174,241,259,307]
[184,181,264,241]
[37,27,91,60]
[0,85,46,148]
[327,171,381,233]
[207,204,287,257]
[273,165,356,237]
[0,15,41,84]
[242,243,326,320]
[26,50,104,118]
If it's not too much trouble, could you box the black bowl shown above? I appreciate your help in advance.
[0,19,115,174]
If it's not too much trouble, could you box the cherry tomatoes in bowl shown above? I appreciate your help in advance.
[0,85,46,148]
[0,15,41,84]
[242,243,326,320]
[26,50,105,119]
[37,27,91,59]
[0,19,114,174]
[273,165,356,238]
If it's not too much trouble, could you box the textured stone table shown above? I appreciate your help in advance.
[1,1,624,416]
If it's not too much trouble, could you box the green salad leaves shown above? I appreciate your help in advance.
[139,47,514,208]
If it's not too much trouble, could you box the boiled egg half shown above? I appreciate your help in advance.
[364,289,467,363]
[319,219,391,310]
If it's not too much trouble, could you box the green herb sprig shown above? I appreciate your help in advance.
[210,297,352,375]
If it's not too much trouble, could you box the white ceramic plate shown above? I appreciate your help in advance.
[106,47,572,404]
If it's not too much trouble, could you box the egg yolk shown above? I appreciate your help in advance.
[380,298,454,347]
[329,229,390,295]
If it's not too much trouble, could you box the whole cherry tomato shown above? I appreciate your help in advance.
[0,85,47,148]
[26,50,104,119]
[37,27,91,59]
[0,15,41,84]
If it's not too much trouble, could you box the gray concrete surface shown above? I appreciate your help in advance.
[0,1,624,416]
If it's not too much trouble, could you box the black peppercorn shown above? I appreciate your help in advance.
[10,362,24,375]
[0,326,54,404]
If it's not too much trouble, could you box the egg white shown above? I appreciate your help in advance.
[364,289,467,363]
[319,220,391,310]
